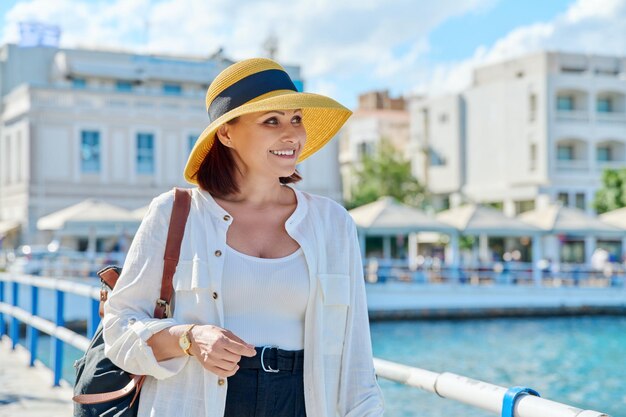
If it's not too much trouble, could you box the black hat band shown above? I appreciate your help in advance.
[207,69,297,123]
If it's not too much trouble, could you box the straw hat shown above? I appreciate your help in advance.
[184,57,352,184]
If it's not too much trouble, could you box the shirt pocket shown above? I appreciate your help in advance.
[318,273,351,355]
[172,259,213,322]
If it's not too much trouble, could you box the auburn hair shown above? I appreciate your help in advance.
[196,119,302,197]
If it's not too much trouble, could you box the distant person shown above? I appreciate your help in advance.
[102,58,384,416]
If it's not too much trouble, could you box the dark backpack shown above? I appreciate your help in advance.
[73,188,192,417]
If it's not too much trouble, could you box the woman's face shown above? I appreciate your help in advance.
[219,109,306,179]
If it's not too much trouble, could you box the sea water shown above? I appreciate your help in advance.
[371,316,626,417]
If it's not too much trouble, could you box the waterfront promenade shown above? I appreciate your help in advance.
[0,337,73,417]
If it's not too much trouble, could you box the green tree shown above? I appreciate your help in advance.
[346,138,426,210]
[593,168,626,214]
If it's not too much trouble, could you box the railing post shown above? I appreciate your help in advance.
[10,281,19,350]
[0,280,5,337]
[51,289,64,387]
[88,298,100,338]
[28,286,39,367]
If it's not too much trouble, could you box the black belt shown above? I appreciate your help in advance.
[238,346,304,373]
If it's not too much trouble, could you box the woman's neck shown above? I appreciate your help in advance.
[218,176,292,208]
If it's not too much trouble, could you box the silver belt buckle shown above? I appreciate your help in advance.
[260,345,280,373]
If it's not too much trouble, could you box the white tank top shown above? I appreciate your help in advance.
[222,244,309,350]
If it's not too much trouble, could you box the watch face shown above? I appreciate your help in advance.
[179,335,191,351]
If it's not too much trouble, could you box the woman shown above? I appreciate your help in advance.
[103,58,384,417]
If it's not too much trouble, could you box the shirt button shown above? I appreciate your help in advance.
[217,378,225,386]
[214,250,222,257]
[212,292,218,300]
[223,215,231,221]
[128,318,137,325]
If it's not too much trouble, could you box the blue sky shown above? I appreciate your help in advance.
[428,0,573,61]
[1,0,624,108]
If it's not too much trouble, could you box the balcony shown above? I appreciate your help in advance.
[555,90,589,123]
[555,159,589,172]
[595,141,626,171]
[555,110,589,122]
[596,112,626,123]
[596,160,626,171]
[22,86,207,116]
[596,91,626,124]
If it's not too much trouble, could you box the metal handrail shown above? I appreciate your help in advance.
[0,272,100,386]
[0,273,615,416]
[374,358,611,417]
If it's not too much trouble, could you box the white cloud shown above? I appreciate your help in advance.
[417,0,626,96]
[2,0,624,107]
[1,0,495,104]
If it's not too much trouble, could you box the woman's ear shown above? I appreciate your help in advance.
[216,125,232,147]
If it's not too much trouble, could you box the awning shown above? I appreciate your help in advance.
[349,196,456,235]
[437,204,542,236]
[599,207,626,230]
[0,220,20,237]
[37,199,140,237]
[518,204,623,237]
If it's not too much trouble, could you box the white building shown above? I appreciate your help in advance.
[0,44,342,249]
[339,91,409,202]
[410,51,626,215]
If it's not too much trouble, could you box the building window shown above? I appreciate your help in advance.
[136,133,155,174]
[557,95,574,111]
[515,200,535,214]
[15,132,22,182]
[72,77,87,89]
[597,97,613,113]
[357,142,373,159]
[560,66,586,74]
[429,149,446,166]
[116,80,133,92]
[529,143,537,171]
[3,135,11,184]
[575,193,585,210]
[557,192,569,206]
[557,144,574,161]
[529,94,537,121]
[561,239,585,263]
[597,146,612,162]
[80,130,100,173]
[163,83,182,95]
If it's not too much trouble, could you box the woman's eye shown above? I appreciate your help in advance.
[292,115,302,124]
[264,117,278,125]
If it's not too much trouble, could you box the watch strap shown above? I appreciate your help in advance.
[182,324,197,356]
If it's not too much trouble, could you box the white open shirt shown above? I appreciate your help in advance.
[103,186,385,416]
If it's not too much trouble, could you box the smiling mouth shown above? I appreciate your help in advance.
[269,149,296,156]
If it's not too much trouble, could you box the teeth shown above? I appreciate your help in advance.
[270,150,295,156]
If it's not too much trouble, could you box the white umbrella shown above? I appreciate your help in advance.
[37,199,140,253]
[519,204,623,236]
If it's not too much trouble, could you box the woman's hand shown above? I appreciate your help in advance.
[189,325,257,378]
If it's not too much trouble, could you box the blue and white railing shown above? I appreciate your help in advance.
[0,272,613,417]
[365,259,626,287]
[0,272,100,386]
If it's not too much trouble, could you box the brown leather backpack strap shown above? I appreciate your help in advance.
[73,375,145,404]
[153,188,193,319]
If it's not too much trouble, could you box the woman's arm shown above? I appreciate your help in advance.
[102,192,187,380]
[147,324,257,378]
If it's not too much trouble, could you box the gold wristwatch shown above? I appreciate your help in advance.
[179,324,197,356]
